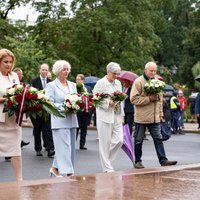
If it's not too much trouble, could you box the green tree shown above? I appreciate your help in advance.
[70,0,161,77]
[6,35,46,83]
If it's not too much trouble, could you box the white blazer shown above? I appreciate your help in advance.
[45,78,78,129]
[0,72,19,122]
[93,75,124,124]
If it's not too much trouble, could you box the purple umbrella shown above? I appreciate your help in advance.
[121,124,134,162]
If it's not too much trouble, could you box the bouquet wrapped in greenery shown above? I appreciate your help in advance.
[64,93,85,114]
[76,83,87,94]
[3,84,62,126]
[111,91,128,102]
[110,91,127,113]
[144,79,166,94]
[92,93,109,107]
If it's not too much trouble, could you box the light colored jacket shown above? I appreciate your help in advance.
[93,75,124,123]
[0,72,19,122]
[45,78,78,129]
[130,75,163,124]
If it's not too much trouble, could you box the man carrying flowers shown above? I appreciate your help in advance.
[130,61,177,169]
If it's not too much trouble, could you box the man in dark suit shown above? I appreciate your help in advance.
[123,80,134,136]
[30,63,54,157]
[76,74,92,150]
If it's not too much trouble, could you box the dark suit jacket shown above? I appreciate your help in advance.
[31,76,51,90]
[124,86,134,113]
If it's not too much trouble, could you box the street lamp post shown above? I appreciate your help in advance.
[159,65,177,84]
[172,65,177,75]
[160,65,165,75]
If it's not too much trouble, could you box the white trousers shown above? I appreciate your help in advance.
[97,116,123,172]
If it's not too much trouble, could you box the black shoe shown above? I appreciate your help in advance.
[36,151,43,156]
[161,160,177,166]
[134,161,145,169]
[80,146,87,150]
[21,141,30,148]
[47,150,55,157]
[5,157,11,161]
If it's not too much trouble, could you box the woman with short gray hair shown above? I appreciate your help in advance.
[45,60,78,177]
[93,62,124,173]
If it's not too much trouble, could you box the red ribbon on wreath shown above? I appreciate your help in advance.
[16,85,28,126]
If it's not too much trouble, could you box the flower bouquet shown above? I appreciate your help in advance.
[64,93,85,114]
[92,93,109,108]
[76,83,87,94]
[3,84,63,126]
[144,79,166,94]
[111,91,128,102]
[111,91,127,113]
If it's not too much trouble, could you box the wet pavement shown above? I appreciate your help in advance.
[1,164,200,200]
[0,122,200,199]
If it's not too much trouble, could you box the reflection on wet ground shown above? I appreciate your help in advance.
[1,164,200,200]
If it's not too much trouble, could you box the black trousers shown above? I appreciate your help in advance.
[30,115,54,152]
[77,112,90,147]
[124,112,134,135]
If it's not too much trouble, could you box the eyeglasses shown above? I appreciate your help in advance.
[112,72,120,76]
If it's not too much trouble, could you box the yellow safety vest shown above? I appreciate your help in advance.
[170,96,179,109]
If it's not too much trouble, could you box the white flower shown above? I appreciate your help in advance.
[29,86,38,93]
[37,92,48,100]
[7,88,15,95]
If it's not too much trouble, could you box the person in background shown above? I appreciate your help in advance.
[76,74,92,150]
[30,63,55,157]
[123,79,134,135]
[189,91,197,123]
[47,71,52,80]
[0,49,23,181]
[195,93,200,129]
[130,61,177,169]
[45,60,78,177]
[93,62,124,173]
[177,90,187,129]
[170,91,184,135]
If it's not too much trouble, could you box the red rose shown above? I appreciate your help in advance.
[35,104,42,111]
[27,106,35,111]
[25,92,33,100]
[15,94,23,102]
[32,94,38,100]
[7,99,14,108]
[66,99,70,103]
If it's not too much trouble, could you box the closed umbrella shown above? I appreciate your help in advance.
[117,70,138,83]
[85,76,100,86]
[121,124,134,163]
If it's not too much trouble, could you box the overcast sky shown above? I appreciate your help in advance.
[8,1,72,22]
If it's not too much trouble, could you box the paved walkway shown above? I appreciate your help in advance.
[1,121,198,200]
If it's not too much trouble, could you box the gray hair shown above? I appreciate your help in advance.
[145,61,157,69]
[52,60,71,76]
[106,62,121,73]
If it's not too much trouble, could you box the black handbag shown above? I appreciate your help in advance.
[160,121,172,141]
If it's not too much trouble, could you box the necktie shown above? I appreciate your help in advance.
[42,78,46,89]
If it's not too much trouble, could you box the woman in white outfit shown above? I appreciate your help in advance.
[45,60,78,177]
[93,62,124,172]
[0,49,22,181]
